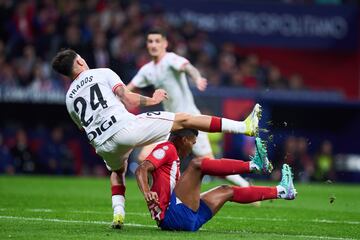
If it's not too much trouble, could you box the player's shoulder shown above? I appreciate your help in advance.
[92,68,115,74]
[164,52,188,64]
[138,61,153,72]
[166,52,179,58]
[152,142,177,159]
[134,62,154,79]
[163,52,177,61]
[156,141,176,150]
[165,52,185,60]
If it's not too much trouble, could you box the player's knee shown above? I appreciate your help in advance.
[111,169,125,184]
[113,166,126,175]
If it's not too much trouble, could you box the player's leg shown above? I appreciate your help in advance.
[131,106,260,152]
[201,164,297,215]
[172,154,275,231]
[173,155,253,212]
[198,136,273,211]
[137,143,157,163]
[199,137,273,176]
[110,160,127,229]
[107,152,130,229]
[171,104,261,136]
[200,185,233,215]
[224,174,261,207]
[174,144,270,212]
[173,157,204,211]
[95,132,133,229]
[192,131,251,187]
[130,112,175,147]
[191,131,215,183]
[224,175,250,187]
[200,184,274,215]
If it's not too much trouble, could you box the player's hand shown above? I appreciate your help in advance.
[147,200,162,221]
[144,191,162,220]
[196,77,207,91]
[152,89,168,104]
[144,191,159,205]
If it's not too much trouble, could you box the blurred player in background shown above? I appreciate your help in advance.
[136,129,297,231]
[128,29,251,188]
[51,49,262,229]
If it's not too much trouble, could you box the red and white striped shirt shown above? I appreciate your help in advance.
[146,141,180,221]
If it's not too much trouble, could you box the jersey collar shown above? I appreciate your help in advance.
[153,52,168,65]
[72,70,84,81]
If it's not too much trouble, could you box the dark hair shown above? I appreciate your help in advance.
[169,129,198,140]
[147,28,167,39]
[51,49,78,77]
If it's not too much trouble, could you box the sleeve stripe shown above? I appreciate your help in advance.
[112,83,125,93]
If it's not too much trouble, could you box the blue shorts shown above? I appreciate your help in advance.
[159,191,213,231]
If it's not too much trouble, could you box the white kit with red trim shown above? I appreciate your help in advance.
[65,68,136,147]
[131,52,200,114]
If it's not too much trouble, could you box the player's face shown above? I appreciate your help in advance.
[182,135,197,156]
[147,34,167,58]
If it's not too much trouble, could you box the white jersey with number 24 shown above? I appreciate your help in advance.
[65,68,136,147]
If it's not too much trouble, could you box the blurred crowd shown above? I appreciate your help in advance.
[0,125,107,176]
[0,0,321,92]
[0,124,337,182]
[271,136,336,182]
[0,1,347,180]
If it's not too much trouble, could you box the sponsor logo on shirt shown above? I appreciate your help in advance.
[87,115,117,142]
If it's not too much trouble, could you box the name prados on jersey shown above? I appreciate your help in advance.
[68,76,93,99]
[68,75,117,143]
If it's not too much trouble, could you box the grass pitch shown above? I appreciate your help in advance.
[0,176,359,240]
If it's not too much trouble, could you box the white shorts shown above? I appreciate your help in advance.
[96,111,175,171]
[192,131,213,157]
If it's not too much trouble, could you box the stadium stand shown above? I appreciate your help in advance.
[1,0,359,182]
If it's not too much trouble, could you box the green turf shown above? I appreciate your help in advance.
[0,176,359,240]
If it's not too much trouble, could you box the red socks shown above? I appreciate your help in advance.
[112,185,126,196]
[200,158,250,176]
[209,117,222,132]
[231,186,277,203]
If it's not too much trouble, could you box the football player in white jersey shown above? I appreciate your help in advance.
[52,49,261,229]
[127,29,252,189]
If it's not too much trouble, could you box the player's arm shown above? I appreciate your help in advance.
[135,160,159,204]
[127,67,150,92]
[126,82,138,92]
[114,85,168,108]
[183,63,207,91]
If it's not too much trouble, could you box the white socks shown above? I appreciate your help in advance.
[276,185,286,199]
[221,118,246,134]
[112,195,125,216]
[225,175,250,187]
[249,161,259,172]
